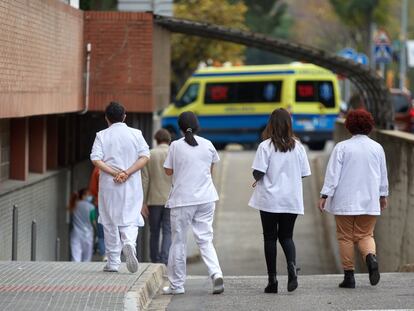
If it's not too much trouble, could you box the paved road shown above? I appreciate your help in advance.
[187,147,337,277]
[162,273,414,311]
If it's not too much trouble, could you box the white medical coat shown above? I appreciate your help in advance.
[249,139,311,215]
[164,136,219,208]
[321,135,388,215]
[90,122,150,226]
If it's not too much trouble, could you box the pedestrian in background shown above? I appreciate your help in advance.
[69,188,96,262]
[162,111,224,295]
[249,108,311,294]
[319,109,388,288]
[88,166,106,261]
[90,102,150,273]
[141,129,172,265]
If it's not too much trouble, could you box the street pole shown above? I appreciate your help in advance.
[400,0,408,89]
[370,23,377,71]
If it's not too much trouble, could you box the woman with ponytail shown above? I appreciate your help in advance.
[162,111,224,295]
[69,188,96,262]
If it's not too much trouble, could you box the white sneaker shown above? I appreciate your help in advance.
[212,274,224,294]
[122,244,139,273]
[103,264,118,273]
[162,286,185,295]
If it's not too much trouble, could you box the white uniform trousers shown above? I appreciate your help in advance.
[70,231,93,262]
[103,225,139,270]
[168,202,222,289]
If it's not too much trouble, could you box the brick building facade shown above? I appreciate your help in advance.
[0,0,170,261]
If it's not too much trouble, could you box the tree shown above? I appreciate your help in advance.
[329,0,391,54]
[242,0,292,64]
[172,0,247,89]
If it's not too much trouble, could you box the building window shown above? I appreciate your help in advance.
[0,119,10,182]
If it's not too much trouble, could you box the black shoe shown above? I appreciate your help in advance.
[264,273,278,293]
[287,262,298,292]
[339,270,355,288]
[366,253,380,286]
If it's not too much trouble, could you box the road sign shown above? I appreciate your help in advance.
[374,30,392,64]
[338,48,369,65]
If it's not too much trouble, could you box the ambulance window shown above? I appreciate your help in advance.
[204,81,282,104]
[295,81,335,108]
[175,83,199,107]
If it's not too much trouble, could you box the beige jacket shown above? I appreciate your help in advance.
[141,144,172,206]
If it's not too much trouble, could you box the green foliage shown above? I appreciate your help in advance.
[329,0,391,53]
[172,0,247,88]
[243,0,292,64]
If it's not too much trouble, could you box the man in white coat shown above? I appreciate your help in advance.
[90,102,150,273]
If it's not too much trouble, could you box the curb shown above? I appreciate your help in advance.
[125,264,166,311]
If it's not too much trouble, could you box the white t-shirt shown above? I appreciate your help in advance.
[248,139,311,215]
[164,136,220,208]
[321,135,388,216]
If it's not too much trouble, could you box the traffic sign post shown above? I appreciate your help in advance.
[373,30,392,77]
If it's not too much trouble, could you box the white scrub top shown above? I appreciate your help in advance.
[321,135,388,216]
[164,136,219,208]
[90,122,150,226]
[248,139,311,215]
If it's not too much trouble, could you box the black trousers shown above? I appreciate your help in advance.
[260,211,298,275]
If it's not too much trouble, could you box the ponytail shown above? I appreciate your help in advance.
[68,192,79,213]
[178,111,199,147]
[184,127,198,147]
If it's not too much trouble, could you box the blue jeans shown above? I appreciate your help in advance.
[149,206,171,265]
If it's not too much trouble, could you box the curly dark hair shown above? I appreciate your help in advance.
[345,109,375,135]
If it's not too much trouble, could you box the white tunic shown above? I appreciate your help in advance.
[321,135,388,216]
[163,136,219,208]
[90,123,150,226]
[249,139,311,215]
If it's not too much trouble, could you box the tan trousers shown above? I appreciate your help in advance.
[335,215,377,270]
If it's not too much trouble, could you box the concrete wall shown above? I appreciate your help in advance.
[0,0,84,118]
[0,170,70,261]
[334,120,414,271]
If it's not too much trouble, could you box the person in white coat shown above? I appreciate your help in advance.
[70,188,95,262]
[90,102,150,273]
[319,109,388,288]
[162,111,224,295]
[249,108,311,294]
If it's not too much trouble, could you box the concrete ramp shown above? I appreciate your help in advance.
[0,261,165,311]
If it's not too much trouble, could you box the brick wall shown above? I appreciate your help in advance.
[84,12,156,113]
[0,0,84,118]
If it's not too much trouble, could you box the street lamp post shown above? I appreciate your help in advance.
[400,0,408,90]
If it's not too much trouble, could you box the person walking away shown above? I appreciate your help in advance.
[90,101,150,273]
[319,109,388,288]
[89,166,106,260]
[248,108,311,294]
[162,111,224,295]
[69,188,96,262]
[141,129,172,265]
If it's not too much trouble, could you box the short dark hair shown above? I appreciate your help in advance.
[154,129,171,145]
[345,109,375,135]
[105,102,125,124]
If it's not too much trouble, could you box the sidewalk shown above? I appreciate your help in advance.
[0,261,165,311]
